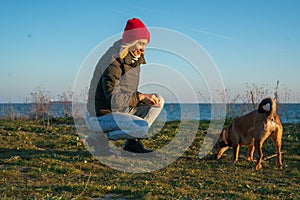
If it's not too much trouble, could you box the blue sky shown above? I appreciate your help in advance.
[0,0,299,103]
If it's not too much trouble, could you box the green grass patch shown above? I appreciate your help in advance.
[0,119,299,199]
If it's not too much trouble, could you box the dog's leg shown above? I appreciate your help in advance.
[247,144,255,161]
[254,139,263,170]
[270,129,283,167]
[217,146,229,159]
[232,144,240,163]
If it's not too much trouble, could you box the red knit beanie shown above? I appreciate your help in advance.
[122,18,150,44]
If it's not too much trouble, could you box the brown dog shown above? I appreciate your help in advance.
[213,97,283,170]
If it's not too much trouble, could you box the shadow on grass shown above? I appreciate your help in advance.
[0,147,92,163]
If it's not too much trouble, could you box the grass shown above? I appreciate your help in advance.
[0,119,299,199]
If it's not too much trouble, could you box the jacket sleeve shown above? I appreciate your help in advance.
[102,64,140,111]
[129,91,140,107]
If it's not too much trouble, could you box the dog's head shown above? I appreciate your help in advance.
[212,125,231,159]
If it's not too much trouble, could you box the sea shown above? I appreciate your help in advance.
[0,103,299,124]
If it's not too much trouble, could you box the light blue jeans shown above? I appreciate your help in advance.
[86,94,164,140]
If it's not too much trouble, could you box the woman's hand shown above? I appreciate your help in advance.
[139,93,161,107]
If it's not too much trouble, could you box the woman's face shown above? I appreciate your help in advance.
[129,39,148,57]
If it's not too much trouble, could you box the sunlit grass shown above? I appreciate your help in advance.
[0,119,299,199]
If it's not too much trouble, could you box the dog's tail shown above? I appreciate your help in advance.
[258,97,276,117]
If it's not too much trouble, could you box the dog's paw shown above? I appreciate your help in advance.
[255,164,262,170]
[276,165,283,170]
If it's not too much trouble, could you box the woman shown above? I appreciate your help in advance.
[86,18,164,153]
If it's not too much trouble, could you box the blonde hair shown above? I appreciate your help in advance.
[119,40,138,59]
[119,39,148,59]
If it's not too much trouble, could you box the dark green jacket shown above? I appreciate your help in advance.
[87,39,146,116]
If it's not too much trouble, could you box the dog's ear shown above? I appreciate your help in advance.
[221,129,229,145]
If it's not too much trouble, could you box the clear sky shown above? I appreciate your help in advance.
[1,0,299,103]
